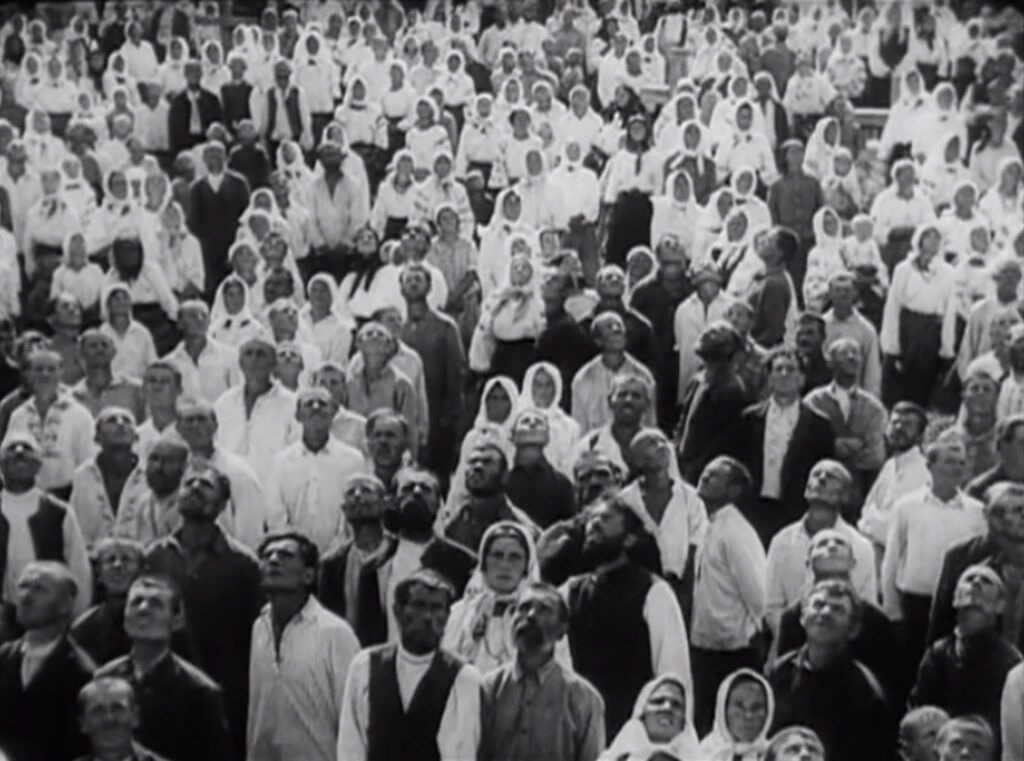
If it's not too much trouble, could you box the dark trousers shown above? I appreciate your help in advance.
[691,646,760,736]
[901,591,932,686]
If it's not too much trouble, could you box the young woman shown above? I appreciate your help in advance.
[803,206,847,312]
[601,115,660,267]
[209,273,271,348]
[518,362,581,476]
[337,226,404,321]
[299,273,355,367]
[369,149,417,241]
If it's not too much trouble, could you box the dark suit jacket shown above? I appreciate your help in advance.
[187,172,250,291]
[0,635,95,761]
[168,88,223,154]
[96,654,232,761]
[74,742,171,761]
[738,400,835,535]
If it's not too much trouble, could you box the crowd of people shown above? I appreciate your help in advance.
[0,0,1022,760]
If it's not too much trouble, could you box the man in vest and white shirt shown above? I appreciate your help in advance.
[256,60,314,158]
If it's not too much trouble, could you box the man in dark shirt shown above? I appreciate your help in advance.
[769,579,893,761]
[768,141,824,293]
[506,409,575,529]
[143,465,261,759]
[582,265,658,377]
[95,575,231,761]
[72,538,144,666]
[536,270,595,411]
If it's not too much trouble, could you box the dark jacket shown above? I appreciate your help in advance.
[73,742,171,761]
[506,459,576,530]
[318,539,390,647]
[96,653,232,761]
[0,635,95,761]
[187,172,251,293]
[168,88,223,154]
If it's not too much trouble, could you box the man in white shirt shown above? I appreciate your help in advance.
[338,569,483,761]
[213,337,299,481]
[0,434,93,629]
[166,300,239,404]
[248,531,360,761]
[267,388,367,554]
[881,433,986,677]
[997,323,1024,423]
[858,402,931,560]
[766,459,876,632]
[689,455,767,735]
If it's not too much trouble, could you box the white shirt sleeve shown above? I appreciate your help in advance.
[62,507,94,616]
[644,579,692,696]
[1002,664,1024,761]
[337,650,370,761]
[880,501,908,620]
[437,664,483,761]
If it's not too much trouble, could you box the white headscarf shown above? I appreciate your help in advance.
[519,362,581,476]
[698,669,775,761]
[600,674,701,761]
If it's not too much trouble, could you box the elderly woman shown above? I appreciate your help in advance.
[699,669,775,761]
[600,674,700,760]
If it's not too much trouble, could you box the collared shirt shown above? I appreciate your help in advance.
[7,393,95,489]
[309,174,371,249]
[337,644,483,761]
[20,635,61,686]
[69,457,145,549]
[166,338,240,404]
[570,354,657,434]
[858,447,931,546]
[99,321,159,382]
[692,504,767,650]
[761,398,800,500]
[248,597,360,761]
[881,487,986,617]
[267,437,368,554]
[617,479,708,578]
[71,374,146,422]
[0,487,93,616]
[213,382,300,483]
[480,657,605,761]
[766,516,878,628]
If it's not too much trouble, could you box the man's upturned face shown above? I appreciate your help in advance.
[79,684,138,753]
[800,588,854,645]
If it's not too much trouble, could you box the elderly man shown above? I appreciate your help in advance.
[562,496,692,738]
[0,434,92,630]
[7,349,94,498]
[804,336,887,507]
[308,140,371,279]
[71,329,146,422]
[213,337,299,481]
[188,141,250,296]
[114,436,191,545]
[739,347,836,546]
[572,312,657,433]
[71,538,145,666]
[168,60,223,155]
[143,465,263,757]
[929,482,1024,653]
[0,562,95,760]
[882,434,987,675]
[318,475,392,646]
[248,531,360,761]
[76,676,170,761]
[95,575,232,761]
[480,581,605,761]
[165,300,239,404]
[768,580,892,761]
[69,407,143,549]
[968,414,1024,498]
[911,564,1022,736]
[267,387,367,554]
[766,460,877,632]
[338,569,483,761]
[174,397,269,551]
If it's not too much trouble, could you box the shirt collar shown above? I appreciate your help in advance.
[512,654,559,685]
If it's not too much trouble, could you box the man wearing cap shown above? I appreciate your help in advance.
[71,329,146,423]
[822,271,883,399]
[0,561,95,759]
[572,312,656,434]
[266,387,368,554]
[911,564,1023,736]
[0,433,92,631]
[69,406,144,549]
[674,261,734,399]
[213,336,299,482]
[165,300,240,405]
[7,349,95,499]
[505,409,575,530]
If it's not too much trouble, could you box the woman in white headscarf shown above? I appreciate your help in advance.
[978,157,1024,250]
[708,206,756,292]
[274,140,315,210]
[102,51,137,103]
[920,130,973,211]
[454,92,500,183]
[405,96,453,180]
[698,669,774,761]
[599,674,701,761]
[154,201,204,300]
[911,81,966,164]
[802,116,842,181]
[515,146,562,232]
[478,188,538,298]
[730,165,770,230]
[519,361,581,476]
[200,40,229,94]
[158,37,190,97]
[59,154,97,228]
[442,521,571,673]
[803,206,846,312]
[294,29,340,144]
[694,187,735,262]
[299,272,355,367]
[70,91,109,144]
[878,67,930,161]
[936,179,989,264]
[650,169,699,258]
[14,51,44,109]
[469,251,544,379]
[32,56,79,116]
[22,166,81,278]
[22,109,65,169]
[209,273,272,348]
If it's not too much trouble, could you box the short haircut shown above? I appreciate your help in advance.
[765,727,824,761]
[936,715,995,748]
[765,345,805,374]
[394,569,455,608]
[93,537,144,563]
[23,561,78,601]
[366,408,410,439]
[801,578,861,625]
[258,530,320,575]
[516,580,569,623]
[144,360,184,387]
[78,676,136,716]
[925,432,967,464]
[128,574,182,612]
[711,455,753,498]
[892,400,928,432]
[997,413,1024,444]
[469,441,508,471]
[899,706,950,742]
[985,481,1024,510]
[395,466,440,494]
[610,373,651,399]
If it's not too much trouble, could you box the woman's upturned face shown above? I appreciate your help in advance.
[725,678,769,744]
[920,228,941,256]
[222,281,245,313]
[727,214,748,241]
[483,536,528,595]
[641,681,687,744]
[510,257,532,287]
[673,174,690,201]
[502,193,521,221]
[531,368,557,408]
[355,228,378,256]
[309,280,333,312]
[109,173,128,199]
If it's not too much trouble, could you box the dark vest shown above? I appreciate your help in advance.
[221,81,253,126]
[265,88,302,140]
[567,563,654,736]
[366,644,462,761]
[0,493,67,578]
[318,543,389,647]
